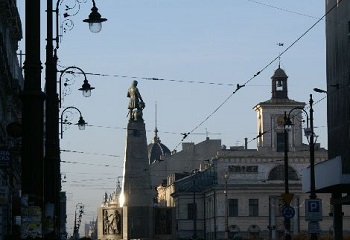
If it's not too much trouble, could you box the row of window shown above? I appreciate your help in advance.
[189,199,259,219]
[229,199,259,217]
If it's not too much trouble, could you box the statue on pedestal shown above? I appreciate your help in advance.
[127,80,145,121]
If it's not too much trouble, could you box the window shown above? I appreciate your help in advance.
[276,133,285,152]
[249,199,259,216]
[188,203,196,219]
[207,198,213,218]
[228,199,238,217]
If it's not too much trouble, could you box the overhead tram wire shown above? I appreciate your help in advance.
[61,160,119,168]
[83,123,221,137]
[58,66,272,88]
[57,69,237,87]
[61,149,119,158]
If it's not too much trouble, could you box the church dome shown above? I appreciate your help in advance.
[148,128,171,164]
[272,67,288,78]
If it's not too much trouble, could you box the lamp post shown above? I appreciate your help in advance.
[308,95,316,201]
[224,172,229,240]
[44,1,106,239]
[22,1,45,239]
[283,111,292,240]
[283,105,308,240]
[60,106,87,138]
[284,94,318,240]
[73,203,84,240]
[307,95,318,240]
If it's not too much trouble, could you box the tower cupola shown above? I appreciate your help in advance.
[271,65,288,99]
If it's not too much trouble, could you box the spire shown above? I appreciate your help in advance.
[148,102,171,164]
[153,102,160,143]
[278,56,281,69]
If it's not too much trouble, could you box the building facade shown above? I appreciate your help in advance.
[155,67,350,239]
[0,0,23,238]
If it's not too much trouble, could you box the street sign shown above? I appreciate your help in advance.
[305,199,323,221]
[281,193,294,205]
[282,205,295,219]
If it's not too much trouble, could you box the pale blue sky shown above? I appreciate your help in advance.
[18,0,327,236]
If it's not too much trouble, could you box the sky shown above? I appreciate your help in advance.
[18,0,328,237]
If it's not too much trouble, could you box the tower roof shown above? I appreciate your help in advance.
[272,67,288,78]
[147,127,171,164]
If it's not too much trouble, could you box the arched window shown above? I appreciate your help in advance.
[268,165,299,180]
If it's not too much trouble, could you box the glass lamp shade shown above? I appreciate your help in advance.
[83,6,107,33]
[304,128,312,137]
[82,89,92,97]
[284,117,293,131]
[77,117,86,130]
[79,80,95,97]
[284,124,292,132]
[89,22,102,33]
[224,173,229,180]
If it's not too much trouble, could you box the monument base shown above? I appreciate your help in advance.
[122,206,154,239]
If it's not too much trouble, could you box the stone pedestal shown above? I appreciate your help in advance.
[122,206,154,239]
[121,121,154,239]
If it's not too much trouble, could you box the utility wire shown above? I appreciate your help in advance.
[61,149,119,158]
[58,67,236,87]
[85,123,221,136]
[61,160,119,167]
[246,0,322,20]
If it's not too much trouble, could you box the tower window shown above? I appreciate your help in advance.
[276,80,283,91]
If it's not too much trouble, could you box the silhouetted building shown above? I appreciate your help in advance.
[0,0,23,238]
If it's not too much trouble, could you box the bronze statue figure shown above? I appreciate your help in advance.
[127,80,145,121]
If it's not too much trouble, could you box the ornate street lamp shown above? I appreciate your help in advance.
[42,0,106,239]
[60,106,87,138]
[73,203,84,240]
[83,0,107,33]
[59,66,95,107]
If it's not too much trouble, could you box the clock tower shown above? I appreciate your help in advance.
[253,66,305,152]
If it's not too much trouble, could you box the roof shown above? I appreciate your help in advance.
[255,98,306,107]
[272,67,288,78]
